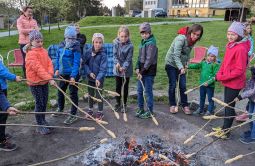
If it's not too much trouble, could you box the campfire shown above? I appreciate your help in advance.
[82,135,193,166]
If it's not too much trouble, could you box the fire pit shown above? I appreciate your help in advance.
[79,135,194,166]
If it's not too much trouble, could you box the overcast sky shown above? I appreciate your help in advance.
[102,0,125,9]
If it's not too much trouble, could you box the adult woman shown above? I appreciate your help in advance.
[17,6,38,78]
[165,24,203,115]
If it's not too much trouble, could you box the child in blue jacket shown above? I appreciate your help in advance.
[54,26,81,125]
[81,33,107,120]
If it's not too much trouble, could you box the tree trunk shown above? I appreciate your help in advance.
[240,3,244,22]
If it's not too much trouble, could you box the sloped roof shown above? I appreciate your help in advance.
[210,1,242,9]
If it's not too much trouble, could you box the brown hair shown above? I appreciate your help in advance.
[187,24,203,41]
[118,25,130,37]
[244,22,252,36]
[22,6,32,13]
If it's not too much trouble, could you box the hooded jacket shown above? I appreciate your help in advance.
[0,61,16,90]
[216,40,250,90]
[113,38,134,77]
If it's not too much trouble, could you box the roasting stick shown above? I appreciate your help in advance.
[55,84,116,138]
[212,97,247,114]
[184,78,214,95]
[0,124,94,132]
[225,151,255,164]
[28,138,109,166]
[122,73,128,122]
[183,99,235,144]
[138,78,159,126]
[175,74,181,113]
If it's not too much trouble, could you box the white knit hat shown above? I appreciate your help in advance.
[92,33,104,43]
[207,45,219,57]
[228,21,245,37]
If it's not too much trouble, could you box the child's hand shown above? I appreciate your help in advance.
[137,74,142,80]
[49,80,56,86]
[180,68,186,75]
[204,83,208,86]
[15,76,22,82]
[55,70,59,77]
[7,107,19,115]
[135,69,140,75]
[234,97,239,102]
[119,67,125,73]
[90,73,96,79]
[116,63,120,70]
[96,80,101,87]
[70,77,75,85]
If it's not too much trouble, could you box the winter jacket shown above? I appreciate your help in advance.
[81,47,107,83]
[135,34,158,76]
[55,41,81,78]
[0,91,10,112]
[0,60,16,90]
[17,15,38,44]
[113,38,134,77]
[238,79,255,102]
[25,47,54,86]
[216,40,250,90]
[188,60,220,88]
[165,34,193,70]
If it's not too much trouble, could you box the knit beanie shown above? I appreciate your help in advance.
[228,21,245,37]
[207,45,219,57]
[29,30,43,41]
[139,22,151,33]
[64,26,77,39]
[92,33,104,43]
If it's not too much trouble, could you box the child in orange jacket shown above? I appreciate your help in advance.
[25,30,56,135]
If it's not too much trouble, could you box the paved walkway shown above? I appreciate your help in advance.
[0,17,223,38]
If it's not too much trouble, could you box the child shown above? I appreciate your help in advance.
[113,26,134,112]
[188,45,220,116]
[135,22,158,119]
[165,24,203,115]
[214,21,250,139]
[235,67,255,144]
[54,26,81,125]
[75,23,86,55]
[81,33,107,120]
[0,90,19,151]
[25,30,56,135]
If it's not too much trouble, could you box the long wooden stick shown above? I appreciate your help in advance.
[55,84,116,138]
[0,124,95,132]
[175,74,181,113]
[185,78,214,94]
[212,97,246,114]
[28,138,109,166]
[122,73,128,122]
[139,78,159,126]
[225,151,255,164]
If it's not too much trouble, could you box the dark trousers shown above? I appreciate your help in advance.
[0,90,8,142]
[20,44,26,78]
[57,75,79,115]
[115,76,130,105]
[88,81,103,112]
[30,84,49,125]
[165,65,188,107]
[200,86,215,113]
[222,87,240,130]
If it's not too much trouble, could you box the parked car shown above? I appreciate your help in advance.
[155,11,167,17]
[131,10,141,17]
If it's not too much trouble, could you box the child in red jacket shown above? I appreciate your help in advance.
[214,22,250,139]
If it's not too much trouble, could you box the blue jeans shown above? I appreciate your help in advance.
[165,65,188,107]
[199,86,215,113]
[247,101,255,139]
[137,75,154,112]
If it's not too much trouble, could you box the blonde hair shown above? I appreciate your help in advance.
[74,23,80,28]
[118,25,130,37]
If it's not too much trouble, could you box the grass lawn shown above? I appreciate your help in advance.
[0,20,253,109]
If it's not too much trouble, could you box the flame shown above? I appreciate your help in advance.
[139,153,149,163]
[150,150,154,156]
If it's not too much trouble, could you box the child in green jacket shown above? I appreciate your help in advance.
[188,45,220,116]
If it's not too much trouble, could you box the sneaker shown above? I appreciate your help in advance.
[135,108,145,117]
[36,127,51,135]
[139,111,152,119]
[42,120,54,131]
[213,130,230,139]
[0,140,17,152]
[64,115,78,125]
[169,106,178,114]
[183,106,191,115]
[204,111,214,116]
[114,104,121,112]
[192,109,203,116]
[239,136,255,144]
[235,113,249,122]
[5,133,12,140]
[51,108,63,117]
[96,112,104,121]
[85,109,94,121]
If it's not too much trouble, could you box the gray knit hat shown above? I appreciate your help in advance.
[228,21,245,37]
[139,22,151,33]
[29,30,43,41]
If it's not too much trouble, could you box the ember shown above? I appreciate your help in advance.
[81,135,194,166]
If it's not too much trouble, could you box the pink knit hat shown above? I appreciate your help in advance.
[92,33,104,43]
[228,21,245,37]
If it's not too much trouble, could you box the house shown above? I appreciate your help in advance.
[143,0,172,17]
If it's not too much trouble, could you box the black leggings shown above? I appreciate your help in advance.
[0,90,8,142]
[222,87,240,130]
[115,76,130,105]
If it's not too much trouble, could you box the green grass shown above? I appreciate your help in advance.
[79,16,183,27]
[0,20,253,108]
